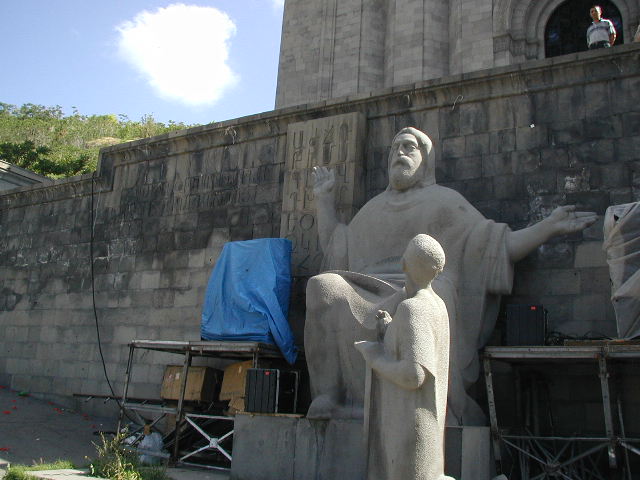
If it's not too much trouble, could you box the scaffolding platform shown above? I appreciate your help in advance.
[483,345,640,479]
[117,340,294,470]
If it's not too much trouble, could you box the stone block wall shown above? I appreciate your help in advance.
[0,123,289,412]
[1,45,639,422]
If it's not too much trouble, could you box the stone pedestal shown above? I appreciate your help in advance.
[231,415,490,480]
[231,414,364,480]
[445,426,492,480]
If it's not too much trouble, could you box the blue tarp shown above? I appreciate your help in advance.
[200,238,297,364]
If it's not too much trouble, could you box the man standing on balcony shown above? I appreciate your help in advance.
[587,5,616,49]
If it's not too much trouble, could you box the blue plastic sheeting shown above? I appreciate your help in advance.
[201,238,297,364]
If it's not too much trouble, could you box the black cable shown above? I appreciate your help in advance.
[90,172,118,399]
[90,173,144,431]
[546,330,612,346]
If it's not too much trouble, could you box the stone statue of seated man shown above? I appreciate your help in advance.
[355,234,454,480]
[305,127,597,425]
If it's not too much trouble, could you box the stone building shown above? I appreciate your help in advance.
[0,160,52,191]
[276,0,640,107]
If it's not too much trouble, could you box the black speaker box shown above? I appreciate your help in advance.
[245,368,299,414]
[505,304,547,346]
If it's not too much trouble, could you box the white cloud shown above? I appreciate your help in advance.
[271,0,285,9]
[116,3,238,106]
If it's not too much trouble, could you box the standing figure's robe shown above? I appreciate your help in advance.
[367,290,450,480]
[305,183,513,424]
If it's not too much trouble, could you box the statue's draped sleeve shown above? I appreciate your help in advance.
[457,219,513,386]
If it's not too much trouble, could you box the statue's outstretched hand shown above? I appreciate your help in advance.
[546,205,598,235]
[312,166,335,197]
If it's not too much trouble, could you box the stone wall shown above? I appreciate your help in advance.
[1,45,639,420]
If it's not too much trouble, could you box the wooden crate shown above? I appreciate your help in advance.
[160,365,220,403]
[219,360,254,413]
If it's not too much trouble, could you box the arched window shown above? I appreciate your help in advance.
[545,0,624,57]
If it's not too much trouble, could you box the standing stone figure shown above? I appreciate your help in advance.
[305,127,597,425]
[355,234,453,480]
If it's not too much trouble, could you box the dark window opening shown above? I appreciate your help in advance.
[545,0,624,58]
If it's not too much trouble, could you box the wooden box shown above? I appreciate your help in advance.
[160,365,220,403]
[219,360,254,414]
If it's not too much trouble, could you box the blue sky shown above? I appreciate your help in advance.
[0,1,285,126]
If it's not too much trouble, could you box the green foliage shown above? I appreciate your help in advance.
[89,432,169,480]
[0,102,194,178]
[0,140,92,177]
[4,460,75,480]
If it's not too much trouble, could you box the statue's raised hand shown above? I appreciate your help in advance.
[312,166,335,198]
[545,205,598,235]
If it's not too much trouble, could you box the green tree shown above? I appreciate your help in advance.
[0,102,196,178]
[1,140,54,173]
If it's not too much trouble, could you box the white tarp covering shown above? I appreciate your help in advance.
[603,202,640,339]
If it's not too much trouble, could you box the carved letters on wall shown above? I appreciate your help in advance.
[281,113,365,276]
[117,158,280,219]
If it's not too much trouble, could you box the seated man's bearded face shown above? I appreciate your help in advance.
[389,133,424,191]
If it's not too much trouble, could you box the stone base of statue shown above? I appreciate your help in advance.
[230,414,490,480]
[445,426,491,480]
[231,414,365,480]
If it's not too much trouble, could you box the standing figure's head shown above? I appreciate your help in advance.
[387,127,435,192]
[402,234,445,290]
[590,5,602,21]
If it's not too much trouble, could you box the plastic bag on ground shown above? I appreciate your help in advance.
[138,431,164,465]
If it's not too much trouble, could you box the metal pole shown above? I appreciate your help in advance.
[117,343,135,434]
[598,355,617,468]
[617,396,632,480]
[173,350,192,460]
[483,357,502,470]
[619,441,640,457]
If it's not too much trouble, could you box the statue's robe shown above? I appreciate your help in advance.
[305,183,513,424]
[368,291,450,480]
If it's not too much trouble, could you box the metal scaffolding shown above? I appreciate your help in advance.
[483,345,640,479]
[117,339,285,469]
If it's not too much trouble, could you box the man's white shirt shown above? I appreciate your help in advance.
[587,18,616,46]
